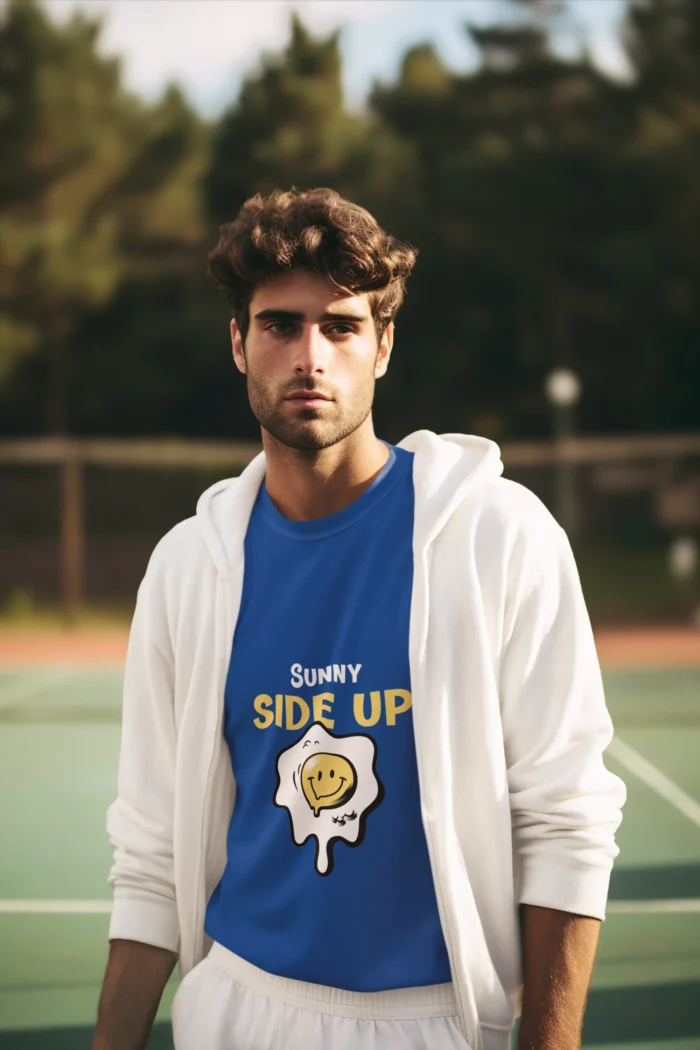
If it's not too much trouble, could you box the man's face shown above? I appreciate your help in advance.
[231,270,393,450]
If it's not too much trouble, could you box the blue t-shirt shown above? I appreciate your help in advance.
[205,444,451,991]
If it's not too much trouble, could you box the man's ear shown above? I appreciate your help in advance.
[231,318,247,374]
[374,321,394,379]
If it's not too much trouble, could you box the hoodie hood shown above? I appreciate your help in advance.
[196,430,504,575]
[398,430,504,548]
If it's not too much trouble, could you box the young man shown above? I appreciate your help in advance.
[93,188,625,1050]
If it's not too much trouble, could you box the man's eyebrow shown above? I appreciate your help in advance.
[253,308,369,323]
[320,310,369,323]
[254,309,304,321]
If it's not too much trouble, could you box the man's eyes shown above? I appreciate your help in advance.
[265,322,354,336]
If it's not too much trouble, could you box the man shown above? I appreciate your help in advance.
[93,187,625,1050]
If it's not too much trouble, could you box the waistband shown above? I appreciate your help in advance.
[208,942,459,1020]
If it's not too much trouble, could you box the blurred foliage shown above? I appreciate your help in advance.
[0,0,208,433]
[206,14,410,220]
[0,0,699,441]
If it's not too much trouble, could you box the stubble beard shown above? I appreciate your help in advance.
[246,371,376,451]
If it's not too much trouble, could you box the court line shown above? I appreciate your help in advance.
[0,894,696,919]
[0,900,112,914]
[608,735,700,830]
[0,668,74,710]
[2,898,699,916]
[608,899,700,915]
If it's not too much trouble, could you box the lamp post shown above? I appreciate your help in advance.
[668,535,698,624]
[544,368,581,542]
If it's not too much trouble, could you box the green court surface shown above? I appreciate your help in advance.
[0,666,698,1049]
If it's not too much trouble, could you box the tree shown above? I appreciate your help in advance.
[617,0,700,432]
[0,0,208,433]
[370,0,686,439]
[205,14,408,228]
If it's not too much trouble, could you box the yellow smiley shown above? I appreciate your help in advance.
[301,752,357,817]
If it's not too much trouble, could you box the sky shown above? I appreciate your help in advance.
[39,0,632,117]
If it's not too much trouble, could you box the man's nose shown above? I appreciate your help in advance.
[292,324,329,376]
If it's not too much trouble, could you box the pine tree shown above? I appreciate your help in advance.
[205,14,406,226]
[0,0,207,433]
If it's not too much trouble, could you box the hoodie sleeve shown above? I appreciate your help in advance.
[498,500,626,920]
[106,553,180,953]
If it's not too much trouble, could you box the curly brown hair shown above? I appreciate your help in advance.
[207,187,417,341]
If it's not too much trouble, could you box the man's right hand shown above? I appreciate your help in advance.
[92,939,178,1050]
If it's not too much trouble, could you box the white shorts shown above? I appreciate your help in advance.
[172,941,471,1050]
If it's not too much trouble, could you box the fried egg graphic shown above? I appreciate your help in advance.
[274,722,383,875]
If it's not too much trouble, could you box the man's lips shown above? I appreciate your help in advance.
[285,391,333,402]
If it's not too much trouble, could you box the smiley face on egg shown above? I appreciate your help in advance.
[301,752,357,816]
[274,722,383,875]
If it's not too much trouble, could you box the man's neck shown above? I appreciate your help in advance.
[261,423,390,522]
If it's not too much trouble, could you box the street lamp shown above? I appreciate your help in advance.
[668,535,699,625]
[544,368,581,541]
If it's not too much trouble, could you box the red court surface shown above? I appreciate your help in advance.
[0,625,697,668]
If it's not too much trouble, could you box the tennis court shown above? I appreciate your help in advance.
[0,655,698,1049]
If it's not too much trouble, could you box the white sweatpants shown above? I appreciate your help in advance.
[172,942,471,1050]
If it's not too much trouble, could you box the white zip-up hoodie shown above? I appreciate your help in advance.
[107,430,625,1050]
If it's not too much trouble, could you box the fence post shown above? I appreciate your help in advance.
[60,445,84,623]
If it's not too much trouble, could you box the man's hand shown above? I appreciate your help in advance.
[517,904,600,1050]
[92,939,178,1050]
